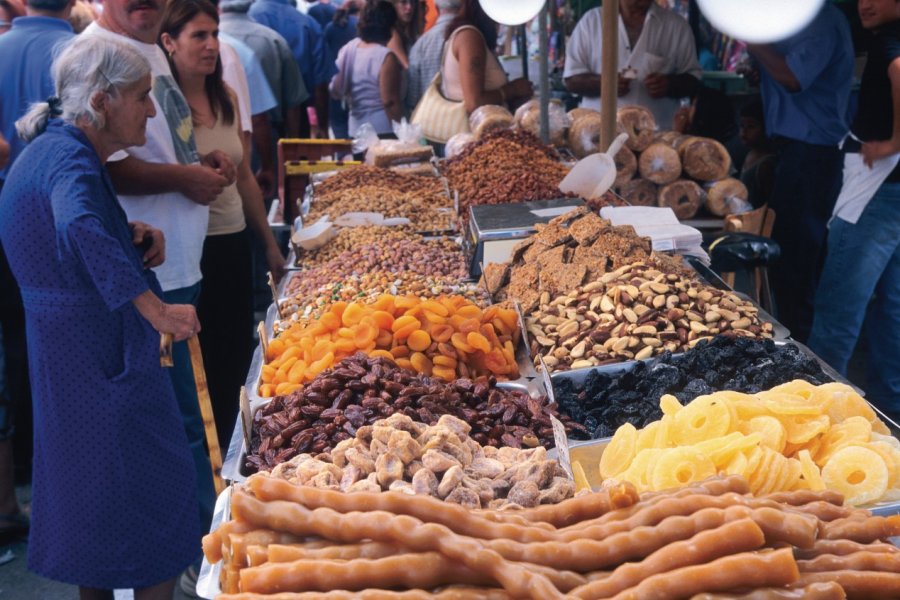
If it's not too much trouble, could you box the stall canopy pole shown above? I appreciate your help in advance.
[538,0,550,144]
[600,0,619,151]
[519,25,529,81]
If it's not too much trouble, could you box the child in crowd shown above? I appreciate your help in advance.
[738,98,776,208]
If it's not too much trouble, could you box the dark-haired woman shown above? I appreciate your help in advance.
[330,0,404,137]
[442,0,532,114]
[159,0,285,451]
[387,0,421,67]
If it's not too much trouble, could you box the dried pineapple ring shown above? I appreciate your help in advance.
[571,460,592,493]
[822,383,890,435]
[725,393,770,421]
[636,421,661,452]
[867,442,899,488]
[659,394,682,416]
[782,457,803,492]
[600,423,638,480]
[821,445,889,506]
[654,415,675,448]
[761,391,824,416]
[619,449,664,493]
[694,431,762,468]
[741,415,787,453]
[651,447,716,492]
[672,395,732,446]
[748,447,778,494]
[725,451,749,478]
[797,449,825,491]
[816,416,873,466]
[784,414,830,445]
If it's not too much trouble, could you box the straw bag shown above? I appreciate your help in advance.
[411,71,469,144]
[411,33,470,144]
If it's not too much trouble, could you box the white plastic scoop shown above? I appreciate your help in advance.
[559,132,629,200]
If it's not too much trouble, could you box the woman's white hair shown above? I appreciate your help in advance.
[16,35,151,142]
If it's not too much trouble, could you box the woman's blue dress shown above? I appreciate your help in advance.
[0,121,200,589]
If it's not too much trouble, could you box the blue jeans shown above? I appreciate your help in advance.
[163,283,215,561]
[330,98,350,140]
[808,181,900,415]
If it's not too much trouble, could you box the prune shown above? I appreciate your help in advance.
[555,336,831,439]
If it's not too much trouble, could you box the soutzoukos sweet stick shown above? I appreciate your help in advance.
[216,587,513,600]
[793,539,900,560]
[797,550,900,573]
[688,581,845,600]
[797,571,900,599]
[819,515,900,543]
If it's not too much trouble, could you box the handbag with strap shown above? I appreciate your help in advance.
[410,33,470,143]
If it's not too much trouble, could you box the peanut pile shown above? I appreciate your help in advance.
[308,185,455,233]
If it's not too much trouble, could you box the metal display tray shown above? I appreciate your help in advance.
[196,485,231,599]
[221,378,548,484]
[548,437,900,517]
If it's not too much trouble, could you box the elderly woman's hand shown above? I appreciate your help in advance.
[129,221,165,268]
[163,304,201,342]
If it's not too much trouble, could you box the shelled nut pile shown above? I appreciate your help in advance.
[277,272,489,328]
[250,353,585,470]
[442,129,571,225]
[205,473,900,598]
[293,226,419,268]
[282,238,468,301]
[481,207,696,312]
[308,185,455,233]
[526,261,773,371]
[263,413,576,509]
[316,165,446,197]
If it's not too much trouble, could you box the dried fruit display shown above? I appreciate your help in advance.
[205,473,900,598]
[556,336,832,439]
[480,207,696,312]
[595,380,900,505]
[261,296,520,396]
[277,272,489,327]
[264,413,575,509]
[526,262,773,372]
[249,353,585,470]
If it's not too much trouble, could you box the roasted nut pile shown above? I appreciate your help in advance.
[265,413,576,510]
[556,336,833,439]
[441,129,571,224]
[481,207,696,312]
[282,238,468,301]
[316,165,446,197]
[293,226,419,268]
[207,474,900,599]
[277,272,490,327]
[261,297,521,396]
[250,353,586,470]
[526,261,774,371]
[308,185,455,233]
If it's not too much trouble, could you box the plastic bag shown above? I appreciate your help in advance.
[468,104,513,139]
[352,122,379,155]
[514,99,570,146]
[364,119,434,168]
[444,132,476,159]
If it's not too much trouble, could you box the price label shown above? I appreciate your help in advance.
[537,355,557,406]
[551,415,573,479]
[257,321,269,360]
[239,386,252,450]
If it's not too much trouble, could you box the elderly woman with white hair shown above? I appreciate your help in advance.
[0,35,201,600]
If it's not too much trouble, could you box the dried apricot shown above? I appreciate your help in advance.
[287,359,308,384]
[375,329,393,348]
[451,332,474,354]
[432,365,457,381]
[371,294,395,312]
[430,324,454,343]
[353,323,378,348]
[453,304,481,319]
[421,299,449,317]
[259,383,276,398]
[407,330,432,352]
[390,345,410,359]
[368,349,395,362]
[308,351,334,377]
[394,358,413,371]
[422,310,447,325]
[371,310,395,331]
[391,315,421,333]
[483,349,509,375]
[433,355,457,369]
[410,351,433,376]
[275,382,301,396]
[319,311,340,330]
[265,338,285,361]
[334,338,357,354]
[466,331,491,353]
[459,318,481,334]
[336,327,355,339]
[341,302,366,327]
[480,323,502,348]
[437,342,457,359]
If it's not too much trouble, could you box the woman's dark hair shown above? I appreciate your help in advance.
[392,0,422,51]
[740,97,765,123]
[445,0,497,51]
[159,0,235,126]
[358,0,397,45]
[689,85,736,143]
[333,0,360,28]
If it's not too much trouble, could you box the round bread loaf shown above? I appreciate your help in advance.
[638,142,682,185]
[516,100,568,146]
[618,178,658,207]
[616,105,656,152]
[679,136,732,181]
[706,178,749,216]
[658,179,704,220]
[654,130,682,146]
[614,146,637,187]
[568,107,599,123]
[469,104,513,139]
[567,113,603,158]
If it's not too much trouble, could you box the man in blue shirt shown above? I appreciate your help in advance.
[0,0,75,545]
[250,0,332,137]
[748,3,854,343]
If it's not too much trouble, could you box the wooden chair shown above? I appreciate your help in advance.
[716,205,777,313]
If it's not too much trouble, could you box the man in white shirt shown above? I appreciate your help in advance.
[563,0,701,129]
